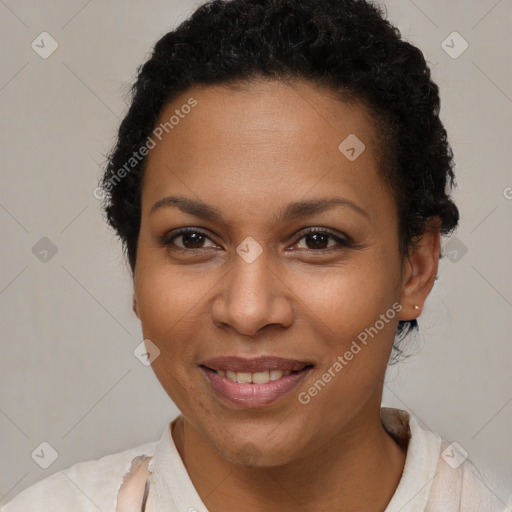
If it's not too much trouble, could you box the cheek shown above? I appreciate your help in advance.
[134,265,209,407]
[300,260,402,395]
[135,257,209,337]
[302,255,400,338]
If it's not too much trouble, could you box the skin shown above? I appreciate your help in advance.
[132,78,441,512]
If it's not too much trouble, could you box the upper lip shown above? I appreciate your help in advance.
[200,356,313,373]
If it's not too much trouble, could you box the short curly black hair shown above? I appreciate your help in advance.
[100,0,459,355]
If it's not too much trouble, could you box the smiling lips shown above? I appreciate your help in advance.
[200,356,313,407]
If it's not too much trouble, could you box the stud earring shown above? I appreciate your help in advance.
[413,305,420,310]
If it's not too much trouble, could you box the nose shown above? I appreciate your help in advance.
[209,246,293,337]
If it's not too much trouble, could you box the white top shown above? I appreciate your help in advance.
[2,407,509,511]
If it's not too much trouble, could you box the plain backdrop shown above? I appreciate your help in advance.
[1,0,511,506]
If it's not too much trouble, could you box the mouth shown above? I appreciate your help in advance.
[200,356,314,408]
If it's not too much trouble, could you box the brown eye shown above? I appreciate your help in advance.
[294,229,352,252]
[301,232,331,250]
[178,232,207,249]
[162,229,216,250]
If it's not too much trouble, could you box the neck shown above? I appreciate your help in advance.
[172,408,407,512]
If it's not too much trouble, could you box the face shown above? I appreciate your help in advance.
[133,79,415,467]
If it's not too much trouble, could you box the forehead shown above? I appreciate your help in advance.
[155,78,383,154]
[140,78,394,224]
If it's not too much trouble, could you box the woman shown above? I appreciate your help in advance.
[3,0,508,510]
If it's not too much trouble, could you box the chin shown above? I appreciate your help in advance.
[218,437,300,468]
[199,415,310,468]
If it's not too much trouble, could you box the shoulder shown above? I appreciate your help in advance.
[381,408,510,511]
[426,439,509,512]
[1,440,158,512]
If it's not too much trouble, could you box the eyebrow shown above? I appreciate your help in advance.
[149,195,370,223]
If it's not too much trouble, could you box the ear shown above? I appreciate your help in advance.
[132,292,140,318]
[398,218,442,321]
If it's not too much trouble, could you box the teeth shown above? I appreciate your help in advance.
[236,372,252,383]
[252,371,270,384]
[216,369,293,383]
[270,370,283,381]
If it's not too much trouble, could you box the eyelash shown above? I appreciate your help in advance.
[161,227,353,253]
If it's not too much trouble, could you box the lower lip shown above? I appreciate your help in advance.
[201,367,311,408]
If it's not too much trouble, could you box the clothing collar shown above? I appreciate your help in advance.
[147,407,441,512]
[381,407,442,512]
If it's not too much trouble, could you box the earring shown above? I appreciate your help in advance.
[413,305,420,310]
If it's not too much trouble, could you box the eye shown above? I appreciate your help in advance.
[161,227,353,253]
[162,228,217,250]
[293,228,353,252]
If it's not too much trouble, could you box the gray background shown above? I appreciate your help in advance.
[1,0,511,506]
